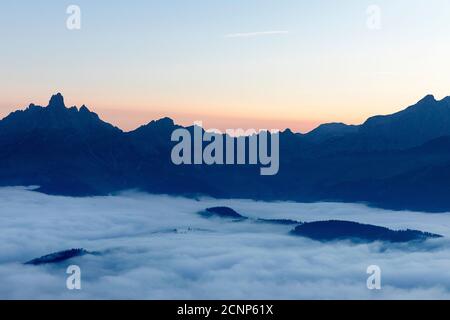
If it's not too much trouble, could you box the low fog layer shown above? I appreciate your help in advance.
[0,187,450,299]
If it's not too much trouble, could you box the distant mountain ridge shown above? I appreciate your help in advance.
[302,94,450,152]
[2,93,450,212]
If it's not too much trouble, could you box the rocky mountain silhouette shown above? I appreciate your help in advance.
[2,93,450,212]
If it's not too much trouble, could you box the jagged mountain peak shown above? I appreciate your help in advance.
[417,94,436,104]
[0,93,121,135]
[79,104,90,112]
[47,93,66,109]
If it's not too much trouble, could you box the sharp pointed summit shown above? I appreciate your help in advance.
[47,93,66,109]
[418,94,436,104]
[79,105,90,113]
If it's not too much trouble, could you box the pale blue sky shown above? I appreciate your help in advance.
[2,1,450,132]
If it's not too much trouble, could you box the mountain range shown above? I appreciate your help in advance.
[2,93,450,212]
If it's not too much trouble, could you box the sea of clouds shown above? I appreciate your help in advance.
[0,186,450,299]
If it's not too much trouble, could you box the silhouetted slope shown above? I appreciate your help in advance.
[199,206,301,225]
[256,218,300,225]
[291,220,442,243]
[305,122,358,143]
[24,248,96,265]
[199,207,247,219]
[359,95,450,150]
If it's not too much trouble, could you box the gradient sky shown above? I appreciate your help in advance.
[2,0,450,132]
